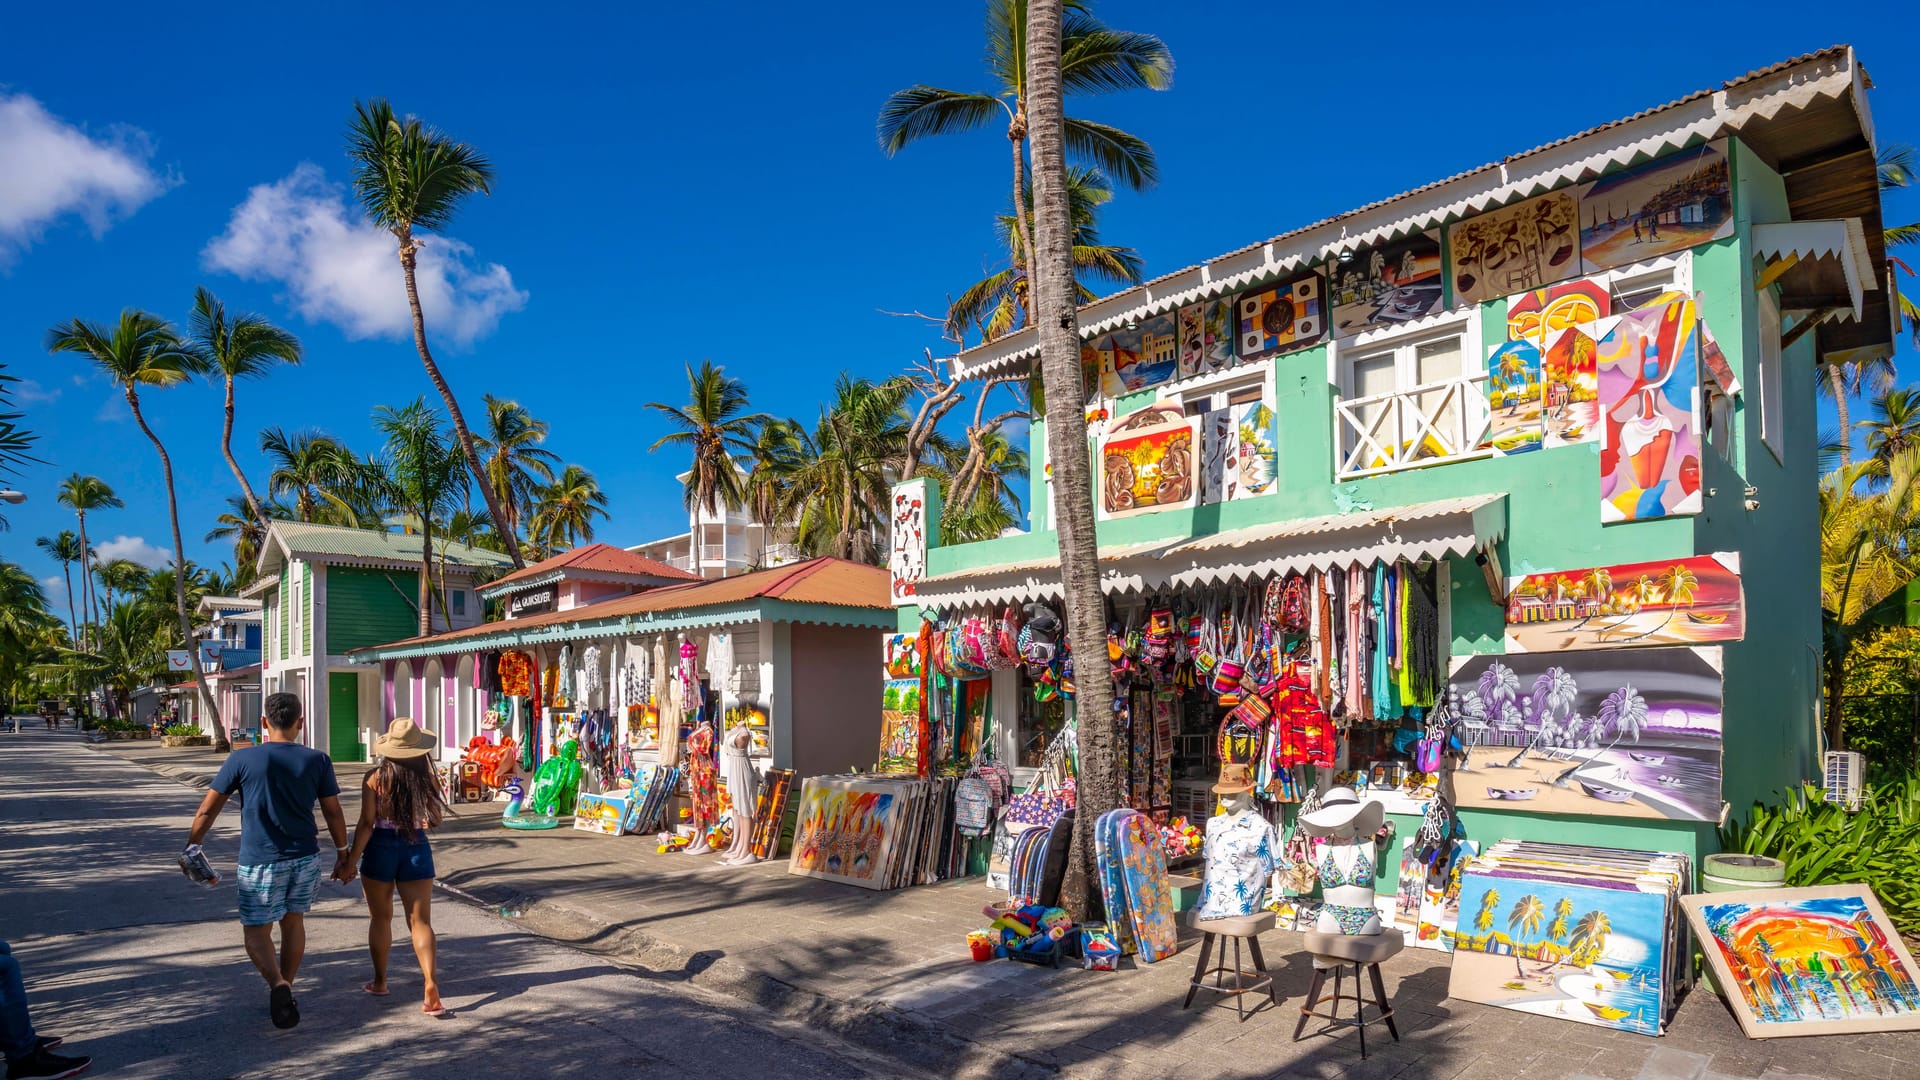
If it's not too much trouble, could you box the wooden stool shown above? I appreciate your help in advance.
[1181,909,1278,1021]
[1294,928,1403,1058]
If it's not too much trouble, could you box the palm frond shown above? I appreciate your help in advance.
[877,87,1004,155]
[1059,19,1174,96]
[1061,116,1158,190]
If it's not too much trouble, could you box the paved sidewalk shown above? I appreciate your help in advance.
[91,738,1920,1079]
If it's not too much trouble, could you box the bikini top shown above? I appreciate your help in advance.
[1317,844,1374,889]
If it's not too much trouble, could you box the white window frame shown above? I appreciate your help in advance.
[1330,307,1486,478]
[290,565,304,658]
[1591,251,1694,312]
[1757,286,1784,464]
[1165,364,1270,415]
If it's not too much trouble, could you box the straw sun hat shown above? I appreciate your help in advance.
[373,717,437,760]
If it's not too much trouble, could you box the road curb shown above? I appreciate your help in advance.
[97,743,1055,1080]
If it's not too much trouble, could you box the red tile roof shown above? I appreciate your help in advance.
[480,542,699,594]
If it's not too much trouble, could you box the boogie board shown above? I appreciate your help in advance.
[1094,809,1137,955]
[1115,810,1179,963]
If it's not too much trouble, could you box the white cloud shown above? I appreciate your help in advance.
[203,163,527,348]
[0,92,174,263]
[12,379,59,405]
[94,535,173,569]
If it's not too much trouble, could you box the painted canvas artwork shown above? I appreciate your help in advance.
[1099,407,1197,518]
[1329,231,1444,338]
[787,776,906,891]
[1198,406,1231,506]
[1415,840,1479,952]
[1447,188,1581,306]
[1700,320,1740,397]
[1234,272,1323,361]
[1449,869,1672,1035]
[888,480,929,604]
[1684,885,1920,1038]
[1579,141,1733,274]
[1226,398,1278,499]
[1506,553,1744,653]
[1541,323,1602,448]
[1507,278,1612,345]
[1178,298,1236,378]
[1448,646,1724,822]
[878,678,922,774]
[1481,340,1544,454]
[1599,298,1704,522]
[1089,312,1179,394]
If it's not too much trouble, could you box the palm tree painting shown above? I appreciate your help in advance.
[1505,554,1743,652]
[1452,647,1722,821]
[1482,340,1544,454]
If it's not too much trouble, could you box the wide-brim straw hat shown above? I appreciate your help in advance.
[1298,786,1384,837]
[373,717,436,760]
[1213,763,1255,794]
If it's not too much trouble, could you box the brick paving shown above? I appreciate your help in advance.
[95,739,1920,1079]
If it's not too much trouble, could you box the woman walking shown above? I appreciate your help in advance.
[341,718,450,1017]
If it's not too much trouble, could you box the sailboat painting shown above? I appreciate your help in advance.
[1505,553,1743,653]
[1683,885,1920,1038]
[1448,868,1671,1034]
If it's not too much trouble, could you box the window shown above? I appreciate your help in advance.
[1758,287,1784,464]
[451,589,467,616]
[1333,309,1483,476]
[290,570,304,656]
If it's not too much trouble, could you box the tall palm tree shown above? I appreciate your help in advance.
[1876,144,1918,346]
[47,311,222,747]
[371,399,468,636]
[35,531,83,643]
[645,360,764,517]
[1548,897,1575,944]
[948,166,1145,343]
[260,427,359,524]
[1818,450,1920,749]
[0,562,56,714]
[345,99,524,568]
[95,558,148,617]
[186,286,302,533]
[1508,894,1546,949]
[879,0,1171,318]
[475,395,558,546]
[743,418,807,553]
[1474,888,1502,938]
[54,474,120,647]
[529,464,609,556]
[206,494,284,581]
[1571,910,1613,966]
[1858,388,1920,482]
[790,376,911,563]
[1025,0,1117,921]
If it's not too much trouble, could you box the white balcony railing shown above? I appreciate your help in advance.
[699,543,737,563]
[1334,373,1493,479]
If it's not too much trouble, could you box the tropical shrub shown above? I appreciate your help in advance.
[163,723,201,737]
[1721,771,1920,938]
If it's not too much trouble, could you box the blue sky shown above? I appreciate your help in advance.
[2,3,1914,612]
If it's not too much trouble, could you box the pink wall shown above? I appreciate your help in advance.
[561,580,634,610]
[787,625,884,781]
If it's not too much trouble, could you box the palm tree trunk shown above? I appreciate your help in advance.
[1008,123,1036,287]
[60,562,76,645]
[222,377,269,534]
[1828,363,1853,470]
[74,511,93,648]
[418,522,434,637]
[839,483,857,561]
[396,231,527,569]
[125,389,226,752]
[1027,0,1116,922]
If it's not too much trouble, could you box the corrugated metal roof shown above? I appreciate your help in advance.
[950,46,1880,378]
[479,542,699,595]
[263,521,515,572]
[347,557,892,658]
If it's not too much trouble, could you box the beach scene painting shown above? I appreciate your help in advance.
[1579,141,1733,274]
[1449,869,1672,1035]
[1449,646,1724,822]
[1505,553,1744,653]
[788,776,906,890]
[1480,340,1544,454]
[1329,230,1444,338]
[1599,297,1704,522]
[1683,885,1920,1038]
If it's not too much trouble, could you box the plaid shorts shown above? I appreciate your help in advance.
[235,853,323,926]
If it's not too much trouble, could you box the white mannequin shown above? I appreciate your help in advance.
[719,723,759,864]
[1298,786,1384,937]
[1192,765,1280,922]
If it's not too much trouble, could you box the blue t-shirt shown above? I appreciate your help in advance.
[212,742,342,866]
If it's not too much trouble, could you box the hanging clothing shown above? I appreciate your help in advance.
[480,651,502,694]
[657,651,685,769]
[498,651,533,697]
[686,722,719,838]
[580,644,604,707]
[1272,670,1336,768]
[556,645,575,707]
[705,631,735,694]
[1403,563,1441,707]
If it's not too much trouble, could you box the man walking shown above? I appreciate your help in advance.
[1,941,90,1079]
[184,693,348,1029]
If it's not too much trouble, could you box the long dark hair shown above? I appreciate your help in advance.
[376,756,448,841]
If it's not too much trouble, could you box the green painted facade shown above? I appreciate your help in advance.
[906,137,1824,890]
[302,562,313,656]
[325,566,424,655]
[278,565,290,660]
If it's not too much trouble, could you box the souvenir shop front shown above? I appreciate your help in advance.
[346,558,894,856]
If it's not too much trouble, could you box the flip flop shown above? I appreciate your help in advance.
[270,984,300,1029]
[422,1005,452,1019]
[363,983,390,996]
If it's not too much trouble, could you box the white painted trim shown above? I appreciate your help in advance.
[769,621,793,772]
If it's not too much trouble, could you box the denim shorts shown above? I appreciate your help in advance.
[235,852,323,926]
[360,828,435,883]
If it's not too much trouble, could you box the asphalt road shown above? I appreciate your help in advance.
[0,726,886,1079]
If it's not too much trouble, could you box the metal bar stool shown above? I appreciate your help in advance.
[1293,928,1403,1058]
[1181,909,1278,1021]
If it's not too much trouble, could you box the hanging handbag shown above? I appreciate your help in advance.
[1229,691,1272,728]
[954,773,995,836]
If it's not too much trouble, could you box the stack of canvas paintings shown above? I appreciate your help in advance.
[1682,885,1920,1039]
[1448,841,1692,1036]
[787,774,961,891]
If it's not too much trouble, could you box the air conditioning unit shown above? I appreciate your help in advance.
[1823,751,1865,812]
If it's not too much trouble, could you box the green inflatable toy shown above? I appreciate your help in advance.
[530,738,583,817]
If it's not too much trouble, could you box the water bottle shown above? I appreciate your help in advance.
[178,843,221,886]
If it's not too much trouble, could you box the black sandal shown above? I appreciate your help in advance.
[269,984,300,1029]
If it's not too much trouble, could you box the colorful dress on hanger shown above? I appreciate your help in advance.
[1272,671,1336,768]
[498,651,534,697]
[686,722,718,835]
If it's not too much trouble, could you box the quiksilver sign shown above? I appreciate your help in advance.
[510,588,556,616]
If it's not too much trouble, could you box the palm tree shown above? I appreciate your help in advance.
[1555,684,1650,785]
[186,286,302,533]
[1508,894,1546,951]
[743,418,808,555]
[35,531,83,643]
[0,367,42,534]
[260,428,359,524]
[475,395,558,546]
[345,99,524,568]
[48,311,223,747]
[95,558,148,616]
[1571,910,1613,967]
[1858,388,1920,483]
[645,360,764,517]
[0,562,56,715]
[1660,563,1699,608]
[948,166,1145,343]
[1474,887,1502,939]
[790,376,912,563]
[1026,0,1119,921]
[206,494,283,581]
[54,474,120,648]
[371,400,468,637]
[878,0,1171,324]
[1503,664,1574,766]
[1876,144,1918,347]
[1548,897,1575,945]
[528,465,609,556]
